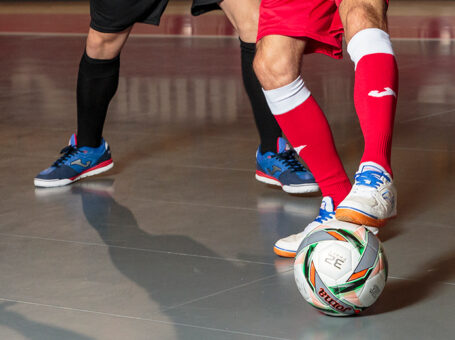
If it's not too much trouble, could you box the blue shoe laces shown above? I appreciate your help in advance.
[53,145,81,167]
[355,170,390,189]
[273,150,308,173]
[314,208,335,223]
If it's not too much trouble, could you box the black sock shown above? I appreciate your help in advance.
[240,39,282,154]
[76,52,120,147]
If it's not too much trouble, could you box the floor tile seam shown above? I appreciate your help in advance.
[0,232,278,267]
[389,276,455,286]
[4,194,304,215]
[5,133,455,155]
[393,146,455,153]
[0,297,291,340]
[103,129,257,141]
[387,221,455,230]
[131,162,254,173]
[416,221,455,229]
[162,271,292,312]
[397,107,455,123]
[130,197,261,212]
[0,126,258,142]
[396,178,455,186]
[393,59,445,71]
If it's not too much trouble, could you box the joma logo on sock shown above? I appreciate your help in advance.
[294,145,307,154]
[368,87,397,98]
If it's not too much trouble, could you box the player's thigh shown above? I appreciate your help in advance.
[90,0,169,32]
[219,0,260,42]
[87,0,168,58]
[338,0,388,42]
[254,35,306,90]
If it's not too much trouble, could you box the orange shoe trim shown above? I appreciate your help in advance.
[274,246,296,258]
[335,208,389,228]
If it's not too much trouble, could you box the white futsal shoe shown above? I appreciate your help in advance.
[273,196,379,258]
[336,162,397,228]
[273,197,336,258]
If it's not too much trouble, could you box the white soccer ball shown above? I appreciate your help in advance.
[294,220,388,316]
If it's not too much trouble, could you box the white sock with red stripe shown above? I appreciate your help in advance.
[263,77,351,207]
[348,28,398,176]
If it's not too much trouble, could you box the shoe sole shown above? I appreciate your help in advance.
[335,208,395,228]
[255,172,319,194]
[34,160,113,188]
[273,245,297,258]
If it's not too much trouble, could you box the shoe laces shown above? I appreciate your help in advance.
[53,145,81,167]
[273,150,308,173]
[355,170,390,189]
[314,208,335,224]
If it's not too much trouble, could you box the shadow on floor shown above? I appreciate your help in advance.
[367,248,455,315]
[0,302,93,340]
[71,179,279,338]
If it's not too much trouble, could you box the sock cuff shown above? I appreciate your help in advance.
[347,28,394,68]
[80,51,120,78]
[239,39,256,54]
[82,51,120,64]
[262,76,311,115]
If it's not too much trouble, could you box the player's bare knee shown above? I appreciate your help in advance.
[341,1,387,42]
[254,46,298,90]
[86,30,126,59]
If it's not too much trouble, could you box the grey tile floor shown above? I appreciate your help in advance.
[0,35,454,339]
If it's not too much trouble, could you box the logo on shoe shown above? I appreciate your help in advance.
[382,190,395,207]
[368,87,397,98]
[270,165,282,176]
[71,159,91,168]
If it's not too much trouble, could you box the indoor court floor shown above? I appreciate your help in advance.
[0,1,454,339]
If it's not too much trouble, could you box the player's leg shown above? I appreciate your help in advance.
[193,0,318,193]
[33,28,129,188]
[254,35,353,256]
[254,35,351,210]
[35,0,170,187]
[77,28,131,148]
[219,1,282,154]
[335,0,398,227]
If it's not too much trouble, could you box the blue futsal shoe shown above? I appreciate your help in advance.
[34,134,113,188]
[255,138,319,194]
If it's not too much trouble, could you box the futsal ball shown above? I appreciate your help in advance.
[294,221,387,316]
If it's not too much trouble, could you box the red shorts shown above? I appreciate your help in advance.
[257,0,389,59]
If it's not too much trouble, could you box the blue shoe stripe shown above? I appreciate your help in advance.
[336,206,378,219]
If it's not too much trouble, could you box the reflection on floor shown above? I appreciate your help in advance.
[0,2,454,340]
[1,1,455,39]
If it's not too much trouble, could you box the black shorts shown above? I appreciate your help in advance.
[90,0,221,33]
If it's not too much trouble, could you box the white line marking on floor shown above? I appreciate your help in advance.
[0,232,277,266]
[398,108,455,123]
[0,297,291,340]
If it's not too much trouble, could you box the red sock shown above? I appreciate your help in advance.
[348,29,398,176]
[354,53,398,176]
[270,92,351,208]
